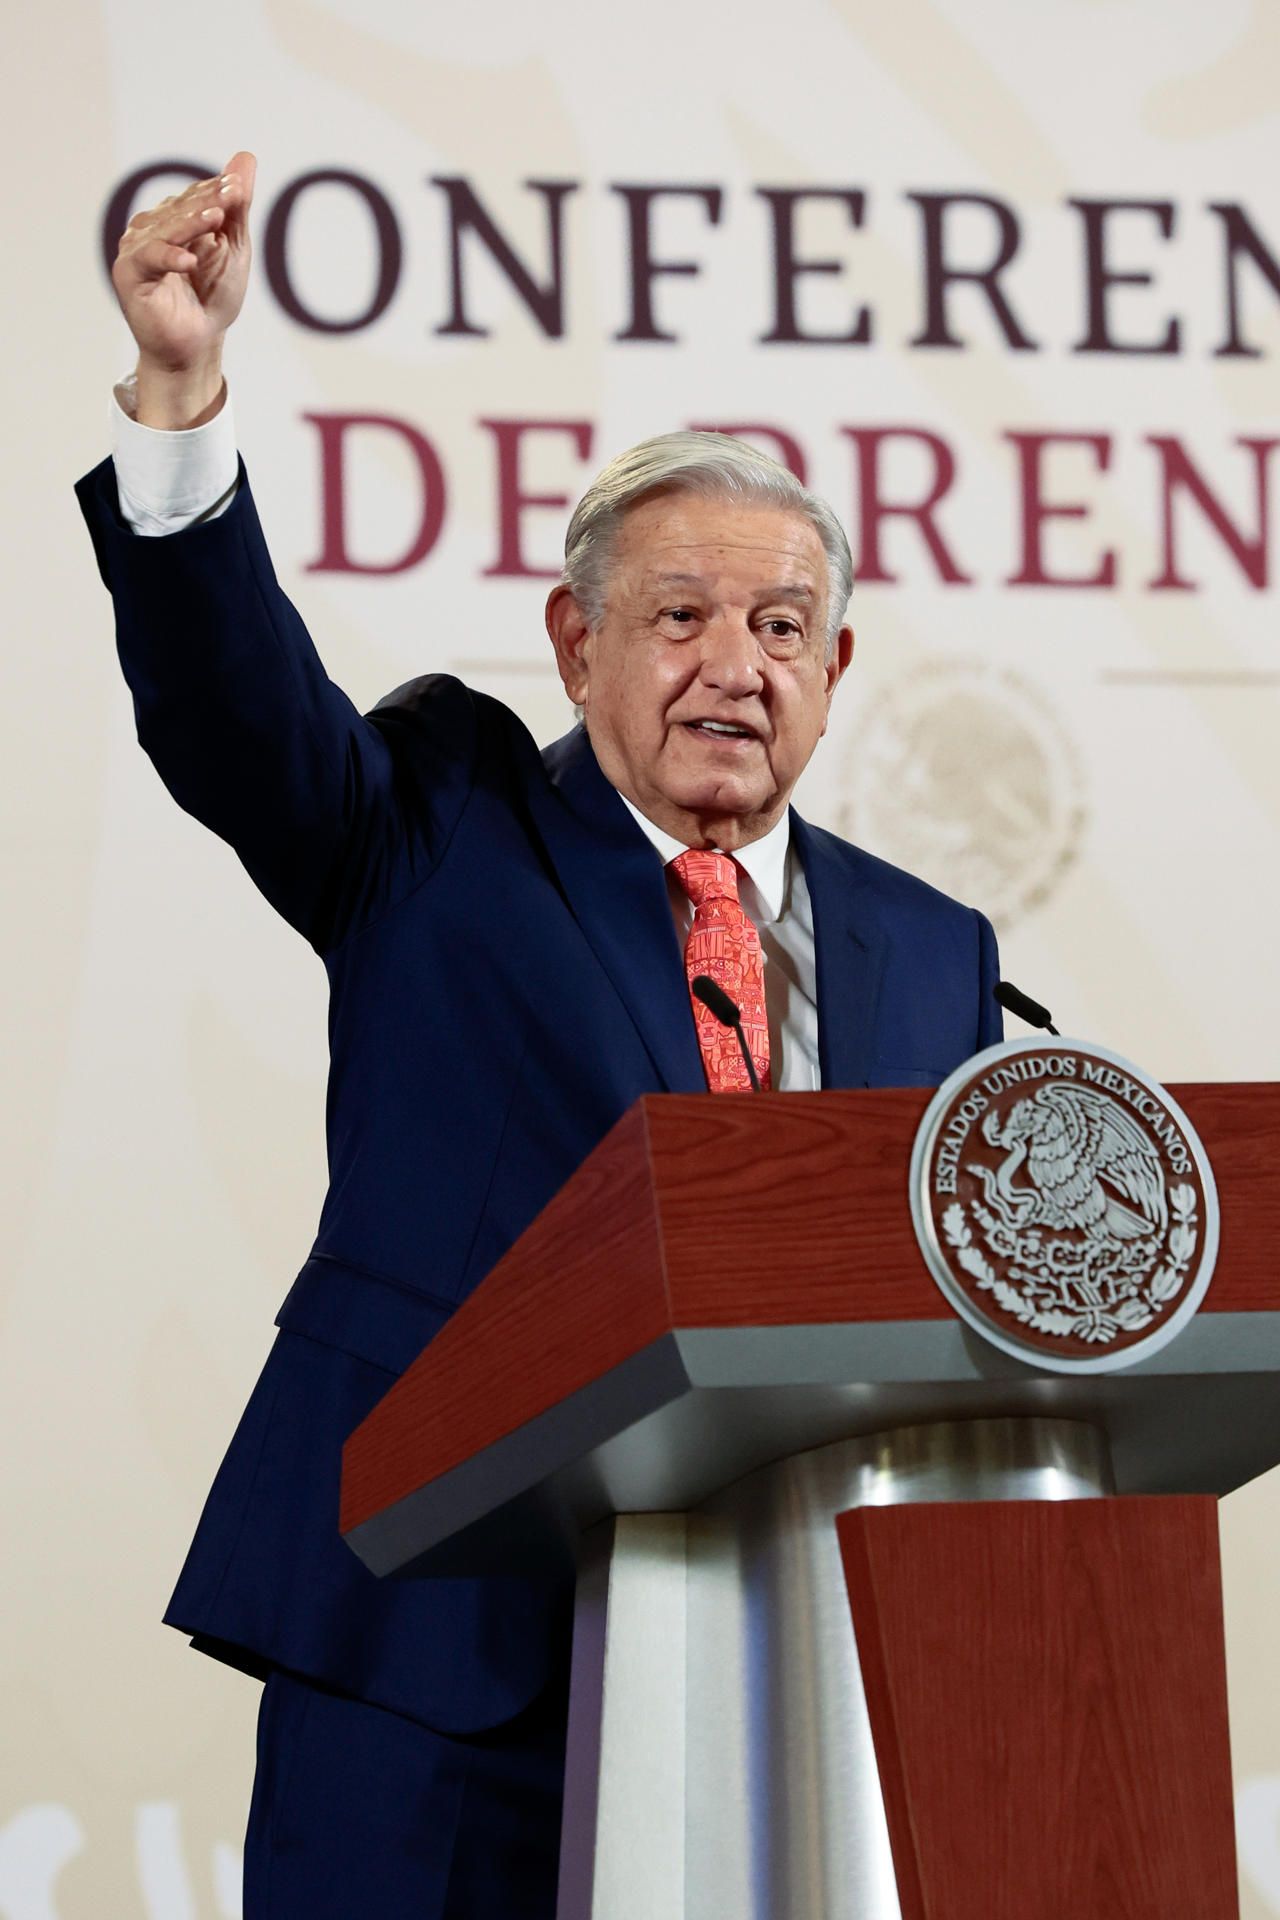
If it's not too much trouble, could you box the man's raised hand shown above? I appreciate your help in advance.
[112,152,257,429]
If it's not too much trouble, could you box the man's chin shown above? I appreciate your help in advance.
[661,739,763,799]
[650,777,783,841]
[662,776,762,815]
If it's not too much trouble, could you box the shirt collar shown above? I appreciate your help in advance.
[617,792,792,924]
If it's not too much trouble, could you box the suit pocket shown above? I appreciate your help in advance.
[275,1253,454,1377]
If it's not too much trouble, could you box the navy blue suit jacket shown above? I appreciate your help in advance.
[78,459,1001,1735]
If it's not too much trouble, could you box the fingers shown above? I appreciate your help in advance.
[134,200,226,249]
[130,236,201,281]
[122,154,253,257]
[219,151,258,204]
[121,189,219,261]
[215,150,257,245]
[146,172,225,220]
[115,202,226,296]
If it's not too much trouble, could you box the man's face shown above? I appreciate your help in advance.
[546,490,853,851]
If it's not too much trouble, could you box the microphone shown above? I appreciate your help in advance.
[690,975,763,1092]
[994,979,1060,1037]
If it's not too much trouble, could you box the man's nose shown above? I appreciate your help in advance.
[698,616,764,694]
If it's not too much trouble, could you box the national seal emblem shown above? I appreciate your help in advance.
[909,1040,1220,1373]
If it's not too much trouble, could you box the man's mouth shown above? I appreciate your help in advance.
[685,719,757,741]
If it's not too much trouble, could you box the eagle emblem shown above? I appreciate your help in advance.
[974,1084,1167,1244]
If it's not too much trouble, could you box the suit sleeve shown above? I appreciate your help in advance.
[76,457,476,952]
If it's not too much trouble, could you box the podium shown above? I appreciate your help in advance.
[341,1088,1280,1918]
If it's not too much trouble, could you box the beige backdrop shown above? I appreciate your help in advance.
[4,1,1280,1913]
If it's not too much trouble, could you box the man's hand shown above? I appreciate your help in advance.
[112,152,257,429]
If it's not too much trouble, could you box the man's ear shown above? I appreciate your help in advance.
[826,624,855,699]
[545,585,592,705]
[819,624,855,737]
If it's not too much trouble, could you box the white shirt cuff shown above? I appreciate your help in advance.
[110,376,240,537]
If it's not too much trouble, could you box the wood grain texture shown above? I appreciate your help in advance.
[1172,1080,1280,1310]
[644,1083,1280,1324]
[838,1497,1238,1920]
[648,1091,940,1324]
[342,1085,1280,1534]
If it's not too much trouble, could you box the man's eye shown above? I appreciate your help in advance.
[765,619,800,638]
[666,608,697,623]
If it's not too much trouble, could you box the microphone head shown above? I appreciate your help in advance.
[994,979,1055,1031]
[690,974,742,1029]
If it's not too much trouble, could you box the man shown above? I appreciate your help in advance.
[79,153,1001,1917]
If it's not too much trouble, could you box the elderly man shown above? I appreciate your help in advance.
[79,153,1001,1918]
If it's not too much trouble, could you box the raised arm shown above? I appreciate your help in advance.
[84,155,475,950]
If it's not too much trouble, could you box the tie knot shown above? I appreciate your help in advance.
[671,849,741,909]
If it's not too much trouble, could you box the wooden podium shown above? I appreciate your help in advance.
[341,1088,1280,1919]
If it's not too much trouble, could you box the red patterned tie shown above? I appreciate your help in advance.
[670,850,771,1093]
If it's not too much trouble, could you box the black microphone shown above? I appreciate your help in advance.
[690,975,762,1092]
[994,979,1060,1037]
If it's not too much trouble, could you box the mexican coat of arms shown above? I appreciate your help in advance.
[910,1040,1219,1373]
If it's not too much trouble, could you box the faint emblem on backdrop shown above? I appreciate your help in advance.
[910,1040,1219,1374]
[835,659,1086,927]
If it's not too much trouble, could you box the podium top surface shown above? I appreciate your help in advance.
[341,1085,1280,1576]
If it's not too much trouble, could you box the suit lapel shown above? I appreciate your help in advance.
[531,726,706,1093]
[791,813,888,1089]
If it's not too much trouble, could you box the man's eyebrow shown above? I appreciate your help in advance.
[645,574,818,602]
[758,582,817,604]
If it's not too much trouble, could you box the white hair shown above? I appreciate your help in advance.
[562,431,853,656]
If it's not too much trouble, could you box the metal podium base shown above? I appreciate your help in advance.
[556,1416,1113,1920]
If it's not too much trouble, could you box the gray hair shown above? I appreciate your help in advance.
[562,432,853,655]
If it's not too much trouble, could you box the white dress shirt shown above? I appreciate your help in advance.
[109,385,823,1090]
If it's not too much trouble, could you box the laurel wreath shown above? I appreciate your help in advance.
[940,1184,1198,1345]
[1144,1184,1198,1310]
